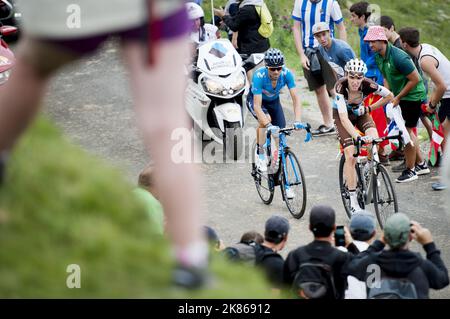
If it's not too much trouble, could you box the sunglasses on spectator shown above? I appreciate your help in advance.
[348,72,364,80]
[268,67,283,72]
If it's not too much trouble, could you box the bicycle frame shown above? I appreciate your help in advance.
[354,133,403,205]
[265,126,311,190]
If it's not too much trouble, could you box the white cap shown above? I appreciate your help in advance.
[312,22,330,35]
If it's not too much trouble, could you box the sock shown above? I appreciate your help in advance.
[175,241,209,269]
[349,190,359,208]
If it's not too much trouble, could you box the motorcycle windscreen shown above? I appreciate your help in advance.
[197,39,242,76]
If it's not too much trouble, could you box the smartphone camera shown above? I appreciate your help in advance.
[335,225,346,247]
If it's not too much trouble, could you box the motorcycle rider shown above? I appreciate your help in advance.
[186,2,219,46]
[248,48,304,198]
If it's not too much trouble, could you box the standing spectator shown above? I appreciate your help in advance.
[364,26,430,183]
[349,2,390,164]
[344,211,377,299]
[292,0,348,136]
[346,213,449,299]
[380,16,433,166]
[349,2,383,84]
[399,27,450,190]
[379,16,402,49]
[214,0,271,84]
[283,205,357,299]
[214,0,270,56]
[0,0,208,289]
[312,22,355,77]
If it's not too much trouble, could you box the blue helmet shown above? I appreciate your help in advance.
[264,48,284,67]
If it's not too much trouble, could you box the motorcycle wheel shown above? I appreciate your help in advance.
[223,121,243,161]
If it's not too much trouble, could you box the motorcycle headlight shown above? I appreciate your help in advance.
[201,77,225,95]
[0,70,11,85]
[230,72,246,92]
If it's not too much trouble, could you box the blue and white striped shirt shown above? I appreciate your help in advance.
[292,0,344,49]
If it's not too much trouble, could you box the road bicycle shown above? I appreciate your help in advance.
[338,132,403,228]
[251,124,312,219]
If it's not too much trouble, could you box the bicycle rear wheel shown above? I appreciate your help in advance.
[251,143,274,204]
[373,164,398,228]
[280,149,307,219]
[338,155,365,219]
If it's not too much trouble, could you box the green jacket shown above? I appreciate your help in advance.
[375,44,427,102]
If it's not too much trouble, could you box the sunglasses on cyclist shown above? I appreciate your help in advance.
[268,66,283,72]
[348,72,364,80]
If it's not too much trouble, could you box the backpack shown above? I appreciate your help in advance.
[292,250,338,299]
[223,242,277,266]
[367,278,418,299]
[367,267,420,299]
[255,2,274,38]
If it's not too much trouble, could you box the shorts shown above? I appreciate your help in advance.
[247,92,286,128]
[333,109,376,148]
[20,7,189,76]
[399,100,422,128]
[438,98,450,123]
[302,50,337,92]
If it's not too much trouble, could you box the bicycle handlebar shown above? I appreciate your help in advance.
[267,123,312,143]
[353,131,403,158]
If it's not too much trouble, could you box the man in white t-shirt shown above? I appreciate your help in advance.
[399,27,450,190]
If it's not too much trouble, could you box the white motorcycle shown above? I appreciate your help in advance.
[185,39,263,160]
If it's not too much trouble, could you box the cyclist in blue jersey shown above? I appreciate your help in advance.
[247,49,303,180]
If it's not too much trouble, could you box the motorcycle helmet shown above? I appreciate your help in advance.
[264,48,285,67]
[186,2,204,20]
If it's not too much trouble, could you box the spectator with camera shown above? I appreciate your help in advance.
[283,205,358,299]
[346,213,449,298]
[344,211,377,299]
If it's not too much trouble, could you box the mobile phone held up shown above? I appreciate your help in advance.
[335,226,345,247]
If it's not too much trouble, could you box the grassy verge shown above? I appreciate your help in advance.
[0,117,273,297]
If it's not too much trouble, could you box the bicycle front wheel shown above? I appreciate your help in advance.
[338,155,365,219]
[373,164,398,228]
[281,149,307,219]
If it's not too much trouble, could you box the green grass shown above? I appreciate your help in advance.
[0,117,273,297]
[204,0,450,76]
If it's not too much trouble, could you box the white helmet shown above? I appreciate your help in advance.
[186,2,204,20]
[344,58,368,75]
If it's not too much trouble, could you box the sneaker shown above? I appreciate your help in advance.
[285,187,295,199]
[415,161,430,176]
[311,124,335,136]
[255,153,268,172]
[392,160,406,172]
[432,182,447,191]
[350,204,363,215]
[396,169,418,183]
[172,264,210,289]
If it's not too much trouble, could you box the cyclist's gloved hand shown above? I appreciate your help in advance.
[352,103,367,117]
[266,124,280,137]
[294,121,305,130]
[360,135,374,144]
